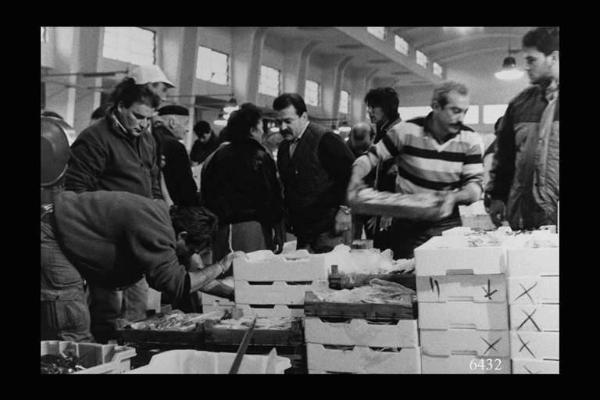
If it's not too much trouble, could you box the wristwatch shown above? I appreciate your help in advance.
[339,205,351,215]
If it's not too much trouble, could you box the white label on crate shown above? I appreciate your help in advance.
[234,280,327,305]
[418,302,509,330]
[234,250,326,281]
[510,331,559,361]
[511,358,559,374]
[507,276,559,304]
[509,304,559,332]
[304,317,418,348]
[421,354,510,374]
[306,343,421,374]
[416,274,507,303]
[420,329,510,357]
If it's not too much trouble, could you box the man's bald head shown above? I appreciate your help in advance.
[348,122,373,157]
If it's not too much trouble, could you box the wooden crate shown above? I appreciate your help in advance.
[304,291,415,321]
[306,343,421,374]
[204,318,304,347]
[234,250,326,282]
[41,341,136,374]
[116,326,205,346]
[234,280,327,305]
[421,354,510,374]
[420,329,510,357]
[418,301,509,330]
[304,317,418,348]
[510,331,559,361]
[416,274,507,303]
[509,304,559,332]
[235,304,305,318]
[414,236,507,276]
[507,275,559,305]
[512,358,559,374]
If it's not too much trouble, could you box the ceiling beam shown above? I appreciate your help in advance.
[437,46,517,64]
[420,33,523,54]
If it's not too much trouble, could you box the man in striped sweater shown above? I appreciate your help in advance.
[347,81,485,258]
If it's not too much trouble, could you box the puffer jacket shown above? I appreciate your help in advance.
[486,82,559,230]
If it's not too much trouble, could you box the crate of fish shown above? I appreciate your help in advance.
[234,249,327,282]
[505,231,559,277]
[204,315,304,347]
[116,309,227,346]
[304,280,416,321]
[41,340,136,374]
[349,188,443,220]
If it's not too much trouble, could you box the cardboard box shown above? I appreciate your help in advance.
[306,343,421,374]
[509,304,559,332]
[418,301,509,330]
[235,304,305,318]
[233,250,326,282]
[420,329,510,357]
[507,275,559,304]
[512,358,559,374]
[234,280,327,305]
[421,354,510,374]
[414,236,506,276]
[416,274,507,303]
[304,317,418,348]
[510,331,559,360]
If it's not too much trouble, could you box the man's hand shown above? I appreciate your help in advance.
[220,251,246,274]
[334,209,352,235]
[487,199,506,227]
[347,178,366,204]
[433,191,457,221]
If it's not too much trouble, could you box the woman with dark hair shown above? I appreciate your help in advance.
[202,103,285,257]
[190,120,220,165]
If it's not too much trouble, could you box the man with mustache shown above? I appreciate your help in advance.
[347,81,484,258]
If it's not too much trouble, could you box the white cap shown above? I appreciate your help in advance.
[129,65,175,88]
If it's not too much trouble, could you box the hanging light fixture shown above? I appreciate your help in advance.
[495,31,524,81]
[223,97,239,114]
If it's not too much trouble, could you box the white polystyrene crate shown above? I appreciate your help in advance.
[304,317,418,348]
[505,233,559,276]
[418,302,508,330]
[233,250,326,282]
[420,329,510,357]
[421,354,510,374]
[235,304,305,318]
[306,343,421,374]
[414,236,507,276]
[512,358,559,374]
[416,274,507,303]
[234,280,327,305]
[510,331,559,361]
[509,304,559,332]
[200,292,235,307]
[442,227,475,236]
[507,275,559,305]
[202,304,236,314]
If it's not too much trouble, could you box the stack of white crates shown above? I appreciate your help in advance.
[506,231,559,374]
[233,250,328,317]
[415,233,512,374]
[200,292,236,314]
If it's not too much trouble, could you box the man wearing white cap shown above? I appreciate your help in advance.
[129,64,175,101]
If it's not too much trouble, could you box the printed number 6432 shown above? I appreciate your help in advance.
[469,358,502,371]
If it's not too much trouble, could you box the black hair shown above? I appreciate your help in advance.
[90,105,108,120]
[193,120,212,135]
[522,27,559,56]
[41,110,64,120]
[108,77,161,109]
[226,103,263,144]
[364,87,400,120]
[272,93,307,116]
[170,206,218,251]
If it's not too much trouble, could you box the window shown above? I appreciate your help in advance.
[339,90,350,114]
[394,35,409,55]
[463,105,480,125]
[433,62,443,77]
[102,27,156,66]
[305,80,320,106]
[196,46,229,85]
[367,27,386,40]
[41,27,48,43]
[398,106,431,121]
[259,65,280,97]
[483,104,509,125]
[416,50,428,68]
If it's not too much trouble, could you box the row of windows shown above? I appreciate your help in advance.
[398,104,508,125]
[367,27,443,78]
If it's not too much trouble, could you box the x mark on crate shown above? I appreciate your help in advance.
[481,279,498,300]
[481,336,501,355]
[517,333,536,358]
[523,365,539,374]
[517,308,542,331]
[514,282,538,303]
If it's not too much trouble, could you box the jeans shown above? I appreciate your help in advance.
[88,277,148,343]
[41,219,93,342]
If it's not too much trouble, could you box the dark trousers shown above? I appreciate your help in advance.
[388,215,462,259]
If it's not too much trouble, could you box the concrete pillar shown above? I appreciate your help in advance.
[350,68,378,125]
[158,27,185,96]
[231,27,269,104]
[322,56,353,121]
[178,27,200,151]
[281,40,319,96]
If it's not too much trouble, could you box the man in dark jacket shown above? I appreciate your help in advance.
[190,120,220,165]
[41,117,242,342]
[273,93,355,253]
[485,27,559,230]
[154,104,199,207]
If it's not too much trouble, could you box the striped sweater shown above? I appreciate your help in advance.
[354,113,484,195]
